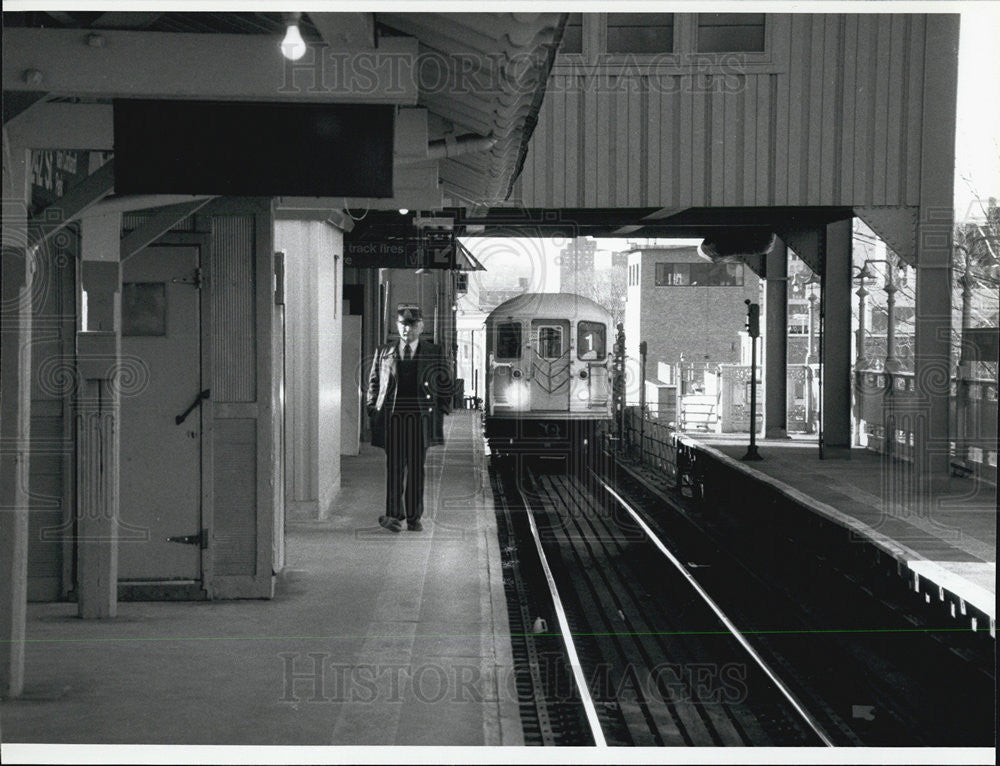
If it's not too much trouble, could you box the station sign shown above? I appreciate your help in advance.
[344,229,455,270]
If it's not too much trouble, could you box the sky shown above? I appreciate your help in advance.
[955,5,1000,220]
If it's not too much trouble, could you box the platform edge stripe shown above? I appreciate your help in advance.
[677,434,996,622]
[596,475,835,748]
[523,502,608,747]
[476,421,526,745]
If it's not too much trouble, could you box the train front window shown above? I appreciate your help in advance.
[577,321,607,361]
[496,322,522,359]
[537,326,564,359]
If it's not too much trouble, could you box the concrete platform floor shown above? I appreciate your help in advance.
[1,413,523,747]
[682,433,996,623]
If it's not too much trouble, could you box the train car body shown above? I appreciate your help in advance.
[484,293,613,459]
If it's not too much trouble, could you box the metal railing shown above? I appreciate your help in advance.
[856,369,998,482]
[616,405,679,483]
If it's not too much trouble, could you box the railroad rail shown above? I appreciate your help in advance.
[490,453,996,746]
[493,458,828,746]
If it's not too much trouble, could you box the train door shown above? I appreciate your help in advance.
[576,320,610,409]
[530,319,570,411]
[119,245,204,583]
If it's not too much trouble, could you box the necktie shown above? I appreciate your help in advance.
[403,344,412,360]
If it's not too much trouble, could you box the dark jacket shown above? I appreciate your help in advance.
[366,339,452,449]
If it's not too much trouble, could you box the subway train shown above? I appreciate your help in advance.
[484,293,614,461]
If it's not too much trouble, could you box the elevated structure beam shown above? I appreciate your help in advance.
[3,28,418,104]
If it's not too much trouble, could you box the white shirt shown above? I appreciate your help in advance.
[397,339,419,359]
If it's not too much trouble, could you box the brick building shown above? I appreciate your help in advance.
[624,245,760,402]
[559,238,596,294]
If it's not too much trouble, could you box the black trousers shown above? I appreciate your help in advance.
[384,410,427,522]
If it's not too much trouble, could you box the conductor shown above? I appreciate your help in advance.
[366,305,452,532]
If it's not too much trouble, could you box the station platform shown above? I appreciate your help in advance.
[1,412,522,747]
[677,433,996,636]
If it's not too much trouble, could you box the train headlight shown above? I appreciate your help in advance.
[507,380,530,411]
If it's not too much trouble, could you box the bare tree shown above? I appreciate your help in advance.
[588,263,627,326]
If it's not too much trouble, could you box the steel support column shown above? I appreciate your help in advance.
[0,247,33,698]
[822,219,853,458]
[765,238,790,438]
[913,15,960,480]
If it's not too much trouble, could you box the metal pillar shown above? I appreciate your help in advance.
[1,247,34,698]
[913,15,960,480]
[765,238,790,438]
[822,219,853,458]
[854,280,869,446]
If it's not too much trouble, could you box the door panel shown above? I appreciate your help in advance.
[530,320,570,411]
[119,246,202,581]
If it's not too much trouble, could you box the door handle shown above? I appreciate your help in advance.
[176,388,210,426]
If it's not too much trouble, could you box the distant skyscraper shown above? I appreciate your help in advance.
[559,239,596,294]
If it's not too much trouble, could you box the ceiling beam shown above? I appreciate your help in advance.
[2,90,49,126]
[27,160,115,252]
[5,103,113,149]
[44,11,76,25]
[91,12,164,30]
[120,198,214,261]
[307,12,374,49]
[4,28,418,104]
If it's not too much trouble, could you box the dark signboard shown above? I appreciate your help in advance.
[114,99,393,197]
[344,229,455,270]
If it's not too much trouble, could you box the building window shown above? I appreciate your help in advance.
[607,13,674,54]
[561,13,583,54]
[577,321,607,361]
[495,322,522,359]
[655,262,745,286]
[696,13,765,53]
[788,318,809,335]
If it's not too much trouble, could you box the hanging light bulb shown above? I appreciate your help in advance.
[280,13,307,61]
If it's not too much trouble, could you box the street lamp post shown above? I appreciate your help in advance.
[855,282,869,370]
[804,277,820,434]
[955,245,975,470]
[854,256,903,458]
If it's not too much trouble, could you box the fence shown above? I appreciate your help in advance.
[616,405,678,484]
[855,369,998,483]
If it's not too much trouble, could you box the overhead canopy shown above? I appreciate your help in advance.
[375,12,566,207]
[4,11,565,210]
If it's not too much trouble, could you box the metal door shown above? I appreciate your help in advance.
[119,246,203,581]
[530,320,570,411]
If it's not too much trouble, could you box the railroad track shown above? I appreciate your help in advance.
[608,455,996,747]
[493,458,830,746]
[492,453,995,747]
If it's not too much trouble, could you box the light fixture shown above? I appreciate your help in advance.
[280,12,307,61]
[398,208,409,215]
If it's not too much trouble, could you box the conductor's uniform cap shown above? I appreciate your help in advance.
[397,305,423,324]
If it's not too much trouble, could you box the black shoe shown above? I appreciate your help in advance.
[406,519,423,532]
[379,515,402,533]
